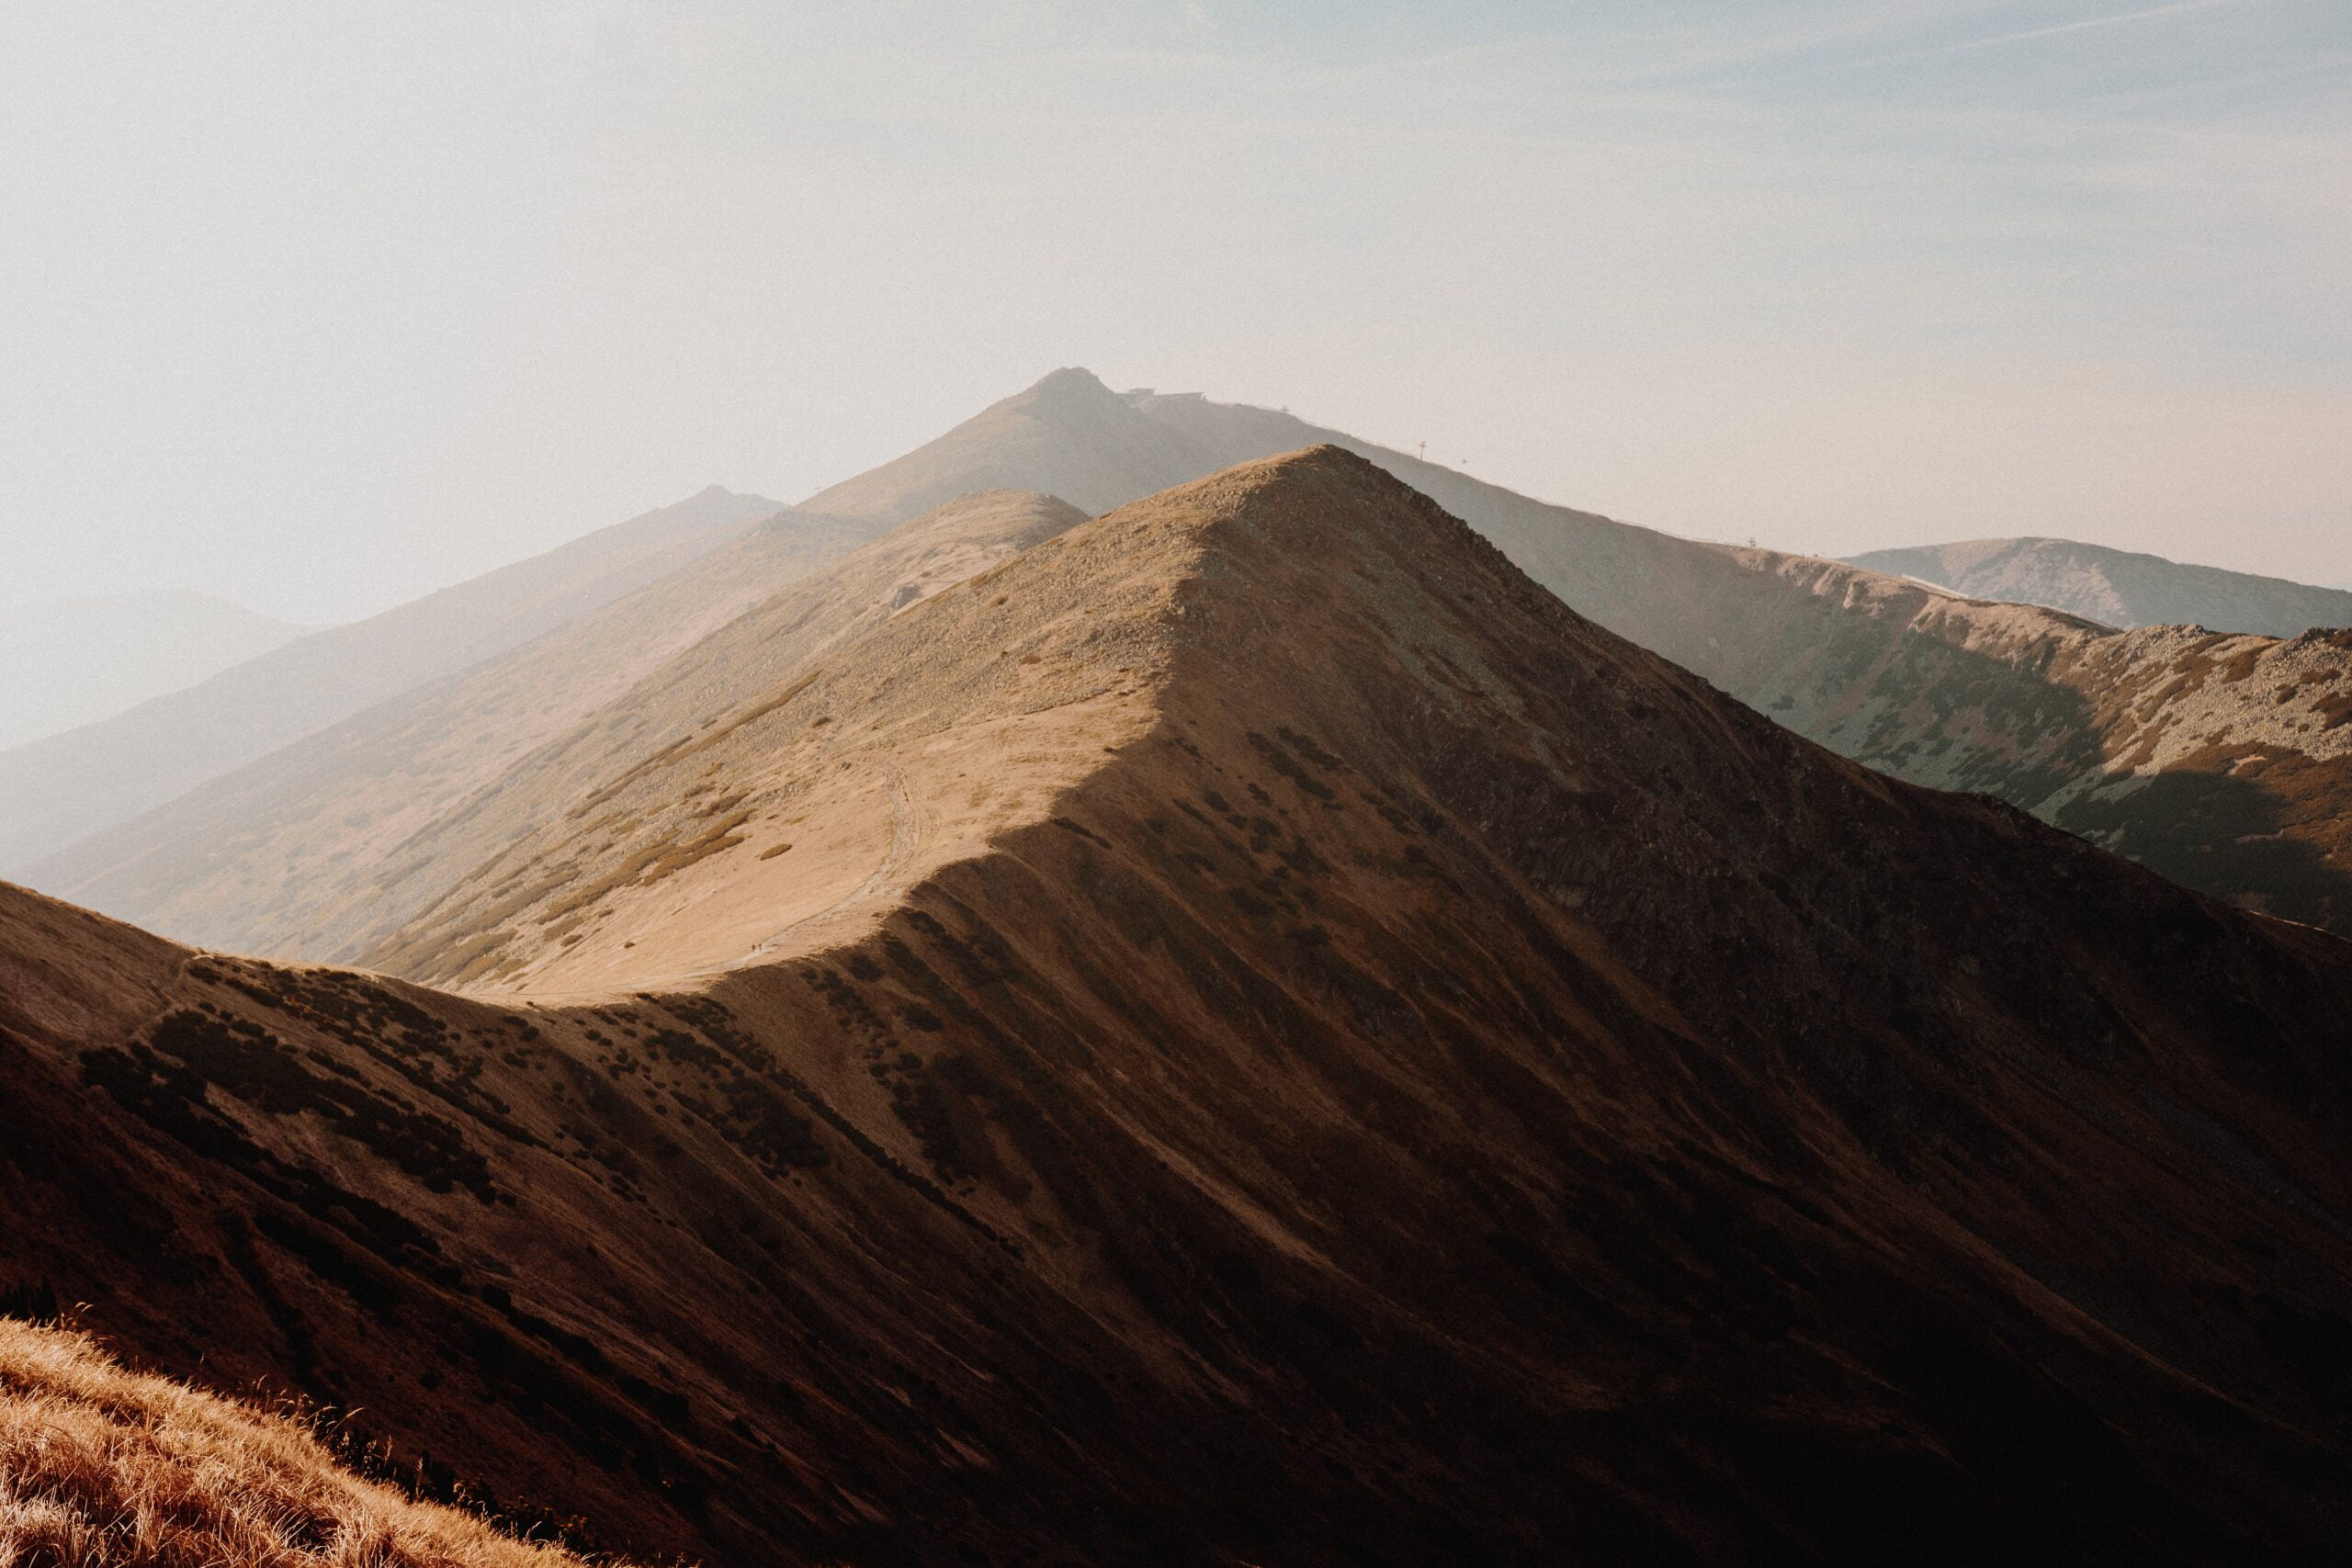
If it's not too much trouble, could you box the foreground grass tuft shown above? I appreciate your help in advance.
[0,1318,623,1568]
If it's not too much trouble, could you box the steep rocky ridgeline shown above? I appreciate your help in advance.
[6,451,2352,1564]
[1671,551,2352,932]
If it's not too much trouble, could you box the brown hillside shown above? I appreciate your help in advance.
[207,491,1075,970]
[1691,551,2352,931]
[365,488,1119,992]
[0,1318,616,1568]
[7,451,2352,1563]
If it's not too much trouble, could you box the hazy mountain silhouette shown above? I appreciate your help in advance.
[22,501,903,957]
[1849,536,2352,637]
[0,486,783,874]
[0,590,305,750]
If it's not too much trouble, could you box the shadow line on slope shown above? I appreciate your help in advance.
[2056,763,2352,933]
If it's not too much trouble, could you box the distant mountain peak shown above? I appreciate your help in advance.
[1023,365,1117,400]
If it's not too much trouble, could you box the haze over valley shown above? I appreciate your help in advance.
[0,591,306,751]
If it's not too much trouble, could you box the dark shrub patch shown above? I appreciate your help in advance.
[128,1011,500,1204]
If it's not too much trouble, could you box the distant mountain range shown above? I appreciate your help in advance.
[8,449,2351,1562]
[0,485,783,874]
[17,370,2352,948]
[0,589,306,751]
[1847,536,2352,637]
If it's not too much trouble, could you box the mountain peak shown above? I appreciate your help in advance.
[797,366,1191,523]
[1020,366,1117,402]
[368,446,1571,993]
[309,453,2352,1555]
[1103,443,1516,606]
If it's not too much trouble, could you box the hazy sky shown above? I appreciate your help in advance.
[3,1,2346,623]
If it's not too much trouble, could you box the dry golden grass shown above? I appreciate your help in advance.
[0,1319,616,1568]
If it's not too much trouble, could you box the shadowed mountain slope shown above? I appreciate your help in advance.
[1849,536,2352,637]
[0,486,783,875]
[7,451,2352,1564]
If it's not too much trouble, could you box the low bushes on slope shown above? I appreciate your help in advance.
[0,1318,615,1568]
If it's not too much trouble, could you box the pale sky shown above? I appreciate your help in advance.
[3,1,2346,623]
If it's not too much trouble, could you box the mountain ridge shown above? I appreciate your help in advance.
[805,372,2352,935]
[6,451,2352,1566]
[1848,535,2352,637]
[18,368,2352,959]
[12,450,2351,1561]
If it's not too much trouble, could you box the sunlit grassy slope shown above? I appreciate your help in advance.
[0,1317,620,1568]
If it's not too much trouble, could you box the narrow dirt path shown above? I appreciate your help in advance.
[719,761,920,972]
